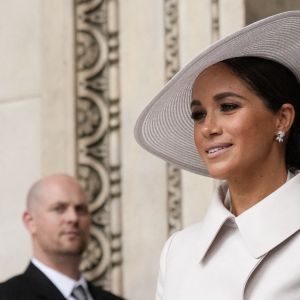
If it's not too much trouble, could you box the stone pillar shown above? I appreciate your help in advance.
[41,0,76,175]
[0,0,41,280]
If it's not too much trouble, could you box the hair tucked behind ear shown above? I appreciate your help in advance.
[222,56,300,171]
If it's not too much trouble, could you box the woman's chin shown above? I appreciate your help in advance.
[207,166,231,180]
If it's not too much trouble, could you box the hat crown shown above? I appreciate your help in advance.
[135,11,300,176]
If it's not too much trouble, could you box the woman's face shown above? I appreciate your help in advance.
[191,62,281,180]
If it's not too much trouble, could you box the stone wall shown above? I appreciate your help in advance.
[0,0,41,278]
[0,0,248,299]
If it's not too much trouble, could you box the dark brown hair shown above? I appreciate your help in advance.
[222,56,300,171]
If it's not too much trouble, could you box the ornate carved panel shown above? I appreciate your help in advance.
[74,0,122,294]
[164,0,183,236]
[211,0,220,41]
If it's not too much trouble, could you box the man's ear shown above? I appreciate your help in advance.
[276,103,295,133]
[23,211,36,234]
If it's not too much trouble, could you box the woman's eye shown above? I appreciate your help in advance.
[191,110,206,121]
[220,103,239,112]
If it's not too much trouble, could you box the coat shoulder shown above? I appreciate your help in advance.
[169,221,204,247]
[0,273,29,299]
[88,283,125,300]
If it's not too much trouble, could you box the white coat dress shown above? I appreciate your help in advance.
[156,173,300,300]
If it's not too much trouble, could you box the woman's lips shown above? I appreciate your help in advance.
[205,143,233,158]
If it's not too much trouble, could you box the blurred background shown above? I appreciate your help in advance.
[0,0,299,299]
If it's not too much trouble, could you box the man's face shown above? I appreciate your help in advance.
[26,176,91,258]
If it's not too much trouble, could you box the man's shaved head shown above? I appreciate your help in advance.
[26,174,86,213]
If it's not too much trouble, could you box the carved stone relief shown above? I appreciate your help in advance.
[211,0,220,41]
[74,0,122,294]
[164,0,183,236]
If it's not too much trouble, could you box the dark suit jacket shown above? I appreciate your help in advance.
[0,263,124,300]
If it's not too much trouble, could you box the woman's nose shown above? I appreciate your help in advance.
[201,114,222,137]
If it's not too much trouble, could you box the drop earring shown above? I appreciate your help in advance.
[275,131,285,143]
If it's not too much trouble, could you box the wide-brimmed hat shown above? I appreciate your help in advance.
[134,11,300,176]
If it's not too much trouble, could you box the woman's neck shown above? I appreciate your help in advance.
[227,166,288,216]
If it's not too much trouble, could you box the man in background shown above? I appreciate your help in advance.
[0,173,124,300]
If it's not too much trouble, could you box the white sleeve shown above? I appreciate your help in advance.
[155,233,178,300]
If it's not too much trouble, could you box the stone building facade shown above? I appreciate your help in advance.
[0,1,298,299]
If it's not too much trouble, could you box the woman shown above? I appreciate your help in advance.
[135,11,300,299]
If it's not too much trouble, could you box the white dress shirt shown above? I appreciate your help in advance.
[32,258,93,300]
[157,172,300,299]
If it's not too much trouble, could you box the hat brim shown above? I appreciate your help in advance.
[134,11,300,176]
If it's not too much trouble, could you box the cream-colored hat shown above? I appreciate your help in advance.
[134,11,300,176]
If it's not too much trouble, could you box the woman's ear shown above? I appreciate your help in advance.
[276,103,295,133]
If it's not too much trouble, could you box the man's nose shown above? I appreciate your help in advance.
[66,207,79,222]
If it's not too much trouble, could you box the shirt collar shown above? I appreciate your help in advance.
[31,258,89,299]
[198,172,300,261]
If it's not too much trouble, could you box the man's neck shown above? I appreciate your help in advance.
[33,253,81,280]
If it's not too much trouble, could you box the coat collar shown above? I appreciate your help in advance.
[236,173,300,258]
[31,258,89,299]
[24,262,124,300]
[197,183,234,261]
[198,173,300,261]
[24,262,66,300]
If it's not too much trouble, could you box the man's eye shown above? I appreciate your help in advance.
[191,111,206,121]
[76,205,89,215]
[53,206,65,213]
[220,103,239,112]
